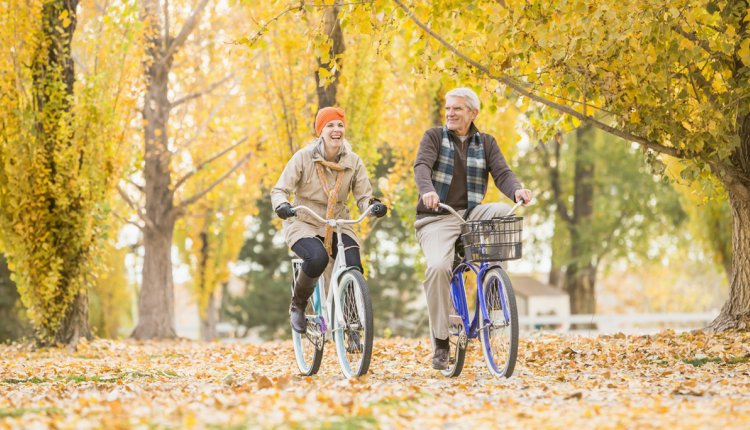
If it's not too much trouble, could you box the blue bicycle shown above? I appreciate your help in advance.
[438,202,522,378]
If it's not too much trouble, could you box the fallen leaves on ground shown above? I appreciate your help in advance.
[1,330,749,429]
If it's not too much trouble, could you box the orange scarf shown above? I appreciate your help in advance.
[314,159,346,256]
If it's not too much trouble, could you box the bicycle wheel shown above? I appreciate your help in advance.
[441,312,467,378]
[291,281,324,376]
[333,269,373,378]
[478,267,519,378]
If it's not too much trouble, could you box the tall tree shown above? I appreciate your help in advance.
[388,0,750,330]
[525,126,686,324]
[223,194,293,340]
[0,254,32,342]
[315,1,345,109]
[125,0,253,339]
[0,0,135,345]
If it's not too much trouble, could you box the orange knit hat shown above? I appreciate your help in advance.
[315,107,346,136]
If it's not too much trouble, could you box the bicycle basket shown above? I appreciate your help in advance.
[460,216,523,262]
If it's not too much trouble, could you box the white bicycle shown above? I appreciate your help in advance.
[289,205,375,378]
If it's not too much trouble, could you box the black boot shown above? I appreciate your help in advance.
[290,270,318,334]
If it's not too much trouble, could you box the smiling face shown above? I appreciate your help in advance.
[445,96,478,136]
[320,120,345,153]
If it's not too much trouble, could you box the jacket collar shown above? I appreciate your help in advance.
[310,138,355,169]
[446,122,480,139]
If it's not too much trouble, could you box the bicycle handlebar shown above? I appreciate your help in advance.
[437,200,525,224]
[290,204,374,226]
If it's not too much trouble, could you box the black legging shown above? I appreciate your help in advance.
[291,234,362,278]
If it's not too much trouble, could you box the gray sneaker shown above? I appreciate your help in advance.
[432,348,449,370]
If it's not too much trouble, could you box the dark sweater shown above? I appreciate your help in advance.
[413,124,522,218]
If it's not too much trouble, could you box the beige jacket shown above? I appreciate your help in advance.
[270,139,374,248]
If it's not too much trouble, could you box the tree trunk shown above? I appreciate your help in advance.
[711,186,750,330]
[710,117,750,331]
[33,0,89,346]
[131,2,177,339]
[200,288,219,341]
[315,3,344,109]
[566,125,597,329]
[548,214,565,288]
[56,288,90,346]
[132,224,176,339]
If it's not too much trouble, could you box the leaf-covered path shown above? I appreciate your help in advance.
[1,331,749,429]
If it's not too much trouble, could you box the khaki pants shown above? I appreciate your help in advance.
[415,203,511,343]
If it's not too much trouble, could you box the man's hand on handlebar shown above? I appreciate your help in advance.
[514,189,533,205]
[275,202,296,220]
[421,191,440,211]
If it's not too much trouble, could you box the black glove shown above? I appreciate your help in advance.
[275,202,296,220]
[370,199,388,218]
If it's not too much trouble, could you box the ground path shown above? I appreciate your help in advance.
[1,331,749,429]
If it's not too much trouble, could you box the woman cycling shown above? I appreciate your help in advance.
[270,107,387,334]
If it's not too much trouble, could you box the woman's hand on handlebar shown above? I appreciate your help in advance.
[275,202,296,220]
[514,189,533,205]
[369,198,388,218]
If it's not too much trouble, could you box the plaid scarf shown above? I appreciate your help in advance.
[431,126,486,209]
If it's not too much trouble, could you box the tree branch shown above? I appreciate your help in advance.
[112,210,145,232]
[173,135,249,191]
[169,73,234,108]
[163,0,170,46]
[162,0,210,61]
[392,0,686,159]
[176,149,254,211]
[670,24,724,60]
[117,184,157,231]
[127,178,144,193]
[178,88,233,152]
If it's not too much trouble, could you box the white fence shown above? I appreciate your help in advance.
[519,311,720,334]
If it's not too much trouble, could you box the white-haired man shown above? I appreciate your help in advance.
[413,87,533,370]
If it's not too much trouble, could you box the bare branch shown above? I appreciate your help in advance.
[392,0,686,159]
[162,0,210,61]
[177,149,254,211]
[179,89,233,152]
[170,73,234,108]
[163,0,170,45]
[173,135,249,191]
[232,1,305,47]
[127,178,145,193]
[112,210,145,232]
[117,184,157,231]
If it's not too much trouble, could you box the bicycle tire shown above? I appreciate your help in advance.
[441,314,467,378]
[478,267,519,378]
[291,281,324,376]
[333,269,373,378]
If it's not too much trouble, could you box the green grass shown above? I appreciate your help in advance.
[316,415,378,430]
[3,369,180,385]
[3,377,46,384]
[683,355,750,367]
[0,407,64,418]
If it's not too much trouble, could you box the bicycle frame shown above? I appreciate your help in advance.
[450,261,511,340]
[291,205,373,342]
